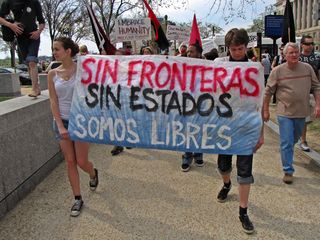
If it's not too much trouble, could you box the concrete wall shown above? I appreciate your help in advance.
[0,73,21,97]
[0,91,63,219]
[39,73,48,91]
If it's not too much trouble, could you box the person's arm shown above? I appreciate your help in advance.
[48,70,69,139]
[29,23,44,40]
[314,94,320,118]
[262,68,278,121]
[30,0,45,40]
[271,56,277,69]
[254,122,264,152]
[263,95,271,122]
[0,17,23,35]
[309,64,320,118]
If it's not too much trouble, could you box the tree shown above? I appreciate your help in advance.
[199,22,223,38]
[176,21,223,39]
[246,5,275,33]
[41,0,87,48]
[246,16,264,33]
[206,0,275,24]
[90,0,137,36]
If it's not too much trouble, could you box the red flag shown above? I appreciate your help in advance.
[142,0,169,50]
[189,14,202,52]
[86,4,116,55]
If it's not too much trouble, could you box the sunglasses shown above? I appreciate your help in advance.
[302,42,314,46]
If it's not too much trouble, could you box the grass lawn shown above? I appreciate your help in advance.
[0,96,12,102]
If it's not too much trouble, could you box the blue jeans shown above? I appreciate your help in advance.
[277,116,305,174]
[182,152,203,165]
[17,35,40,63]
[52,119,69,141]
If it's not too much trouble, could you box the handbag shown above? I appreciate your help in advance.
[1,1,30,42]
[1,18,15,42]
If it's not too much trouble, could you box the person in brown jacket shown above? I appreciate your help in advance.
[263,42,320,184]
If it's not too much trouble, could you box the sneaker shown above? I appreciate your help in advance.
[181,163,191,172]
[181,154,192,172]
[194,159,204,167]
[89,168,99,191]
[283,173,293,184]
[239,214,255,234]
[217,183,231,203]
[111,146,124,155]
[299,141,310,152]
[70,199,84,217]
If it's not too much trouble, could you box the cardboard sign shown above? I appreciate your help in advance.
[114,18,152,42]
[166,25,190,41]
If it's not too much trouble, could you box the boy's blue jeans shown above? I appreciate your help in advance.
[277,116,305,174]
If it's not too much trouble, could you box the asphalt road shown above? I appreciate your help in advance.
[1,126,320,240]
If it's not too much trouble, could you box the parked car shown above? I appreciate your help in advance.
[45,61,62,72]
[16,63,43,73]
[0,67,31,85]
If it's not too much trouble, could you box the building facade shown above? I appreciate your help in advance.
[276,0,320,51]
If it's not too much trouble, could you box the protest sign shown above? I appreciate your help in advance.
[114,18,152,42]
[69,55,264,155]
[166,25,190,41]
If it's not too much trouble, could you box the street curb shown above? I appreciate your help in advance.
[265,120,320,167]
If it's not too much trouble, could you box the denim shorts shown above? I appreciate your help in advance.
[17,35,40,63]
[52,119,69,141]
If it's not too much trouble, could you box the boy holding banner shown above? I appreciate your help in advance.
[214,28,264,234]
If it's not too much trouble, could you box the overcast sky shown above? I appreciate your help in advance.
[0,0,276,58]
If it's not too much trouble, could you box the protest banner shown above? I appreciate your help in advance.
[114,18,152,42]
[69,55,264,155]
[166,25,191,41]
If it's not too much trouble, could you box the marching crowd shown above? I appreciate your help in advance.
[1,0,320,236]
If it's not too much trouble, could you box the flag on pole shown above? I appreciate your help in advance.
[85,4,116,55]
[281,0,295,44]
[142,0,169,50]
[189,14,202,52]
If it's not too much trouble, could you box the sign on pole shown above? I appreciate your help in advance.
[265,15,284,38]
[114,18,152,42]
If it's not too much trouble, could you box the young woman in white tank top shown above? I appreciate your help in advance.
[47,37,98,217]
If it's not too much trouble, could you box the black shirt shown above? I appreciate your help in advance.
[299,53,320,77]
[0,0,45,34]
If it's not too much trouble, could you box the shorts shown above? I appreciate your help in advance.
[52,119,69,141]
[17,35,40,63]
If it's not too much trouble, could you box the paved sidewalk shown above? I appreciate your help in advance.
[1,126,320,240]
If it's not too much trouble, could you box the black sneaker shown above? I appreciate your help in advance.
[70,199,84,217]
[194,159,204,167]
[217,184,231,202]
[239,214,255,234]
[111,146,124,155]
[89,168,99,191]
[181,163,191,172]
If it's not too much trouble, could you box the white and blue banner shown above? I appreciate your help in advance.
[69,55,264,155]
